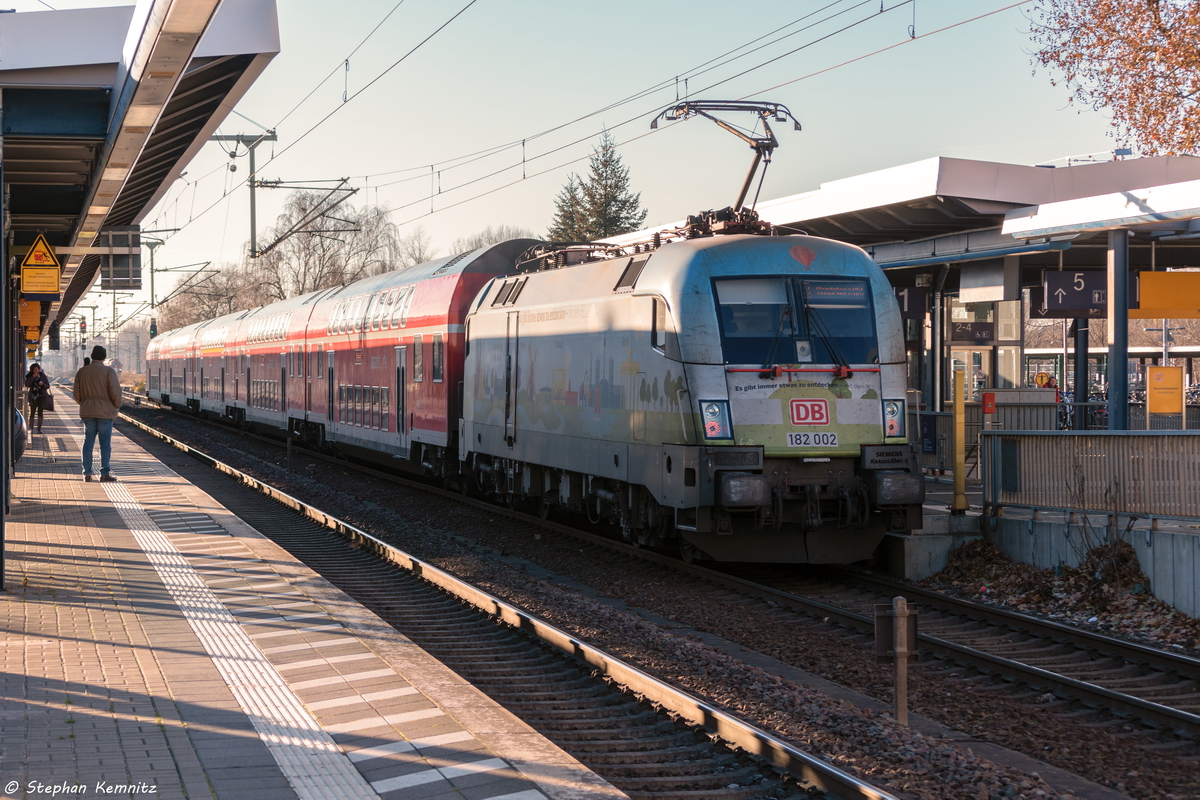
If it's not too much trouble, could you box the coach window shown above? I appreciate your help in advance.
[372,387,381,429]
[356,296,368,332]
[432,333,444,382]
[381,388,390,430]
[413,334,424,382]
[391,288,406,328]
[380,290,394,330]
[371,294,384,330]
[317,345,324,379]
[400,288,415,327]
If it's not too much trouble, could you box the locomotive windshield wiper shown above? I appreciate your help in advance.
[801,283,851,372]
[760,305,792,370]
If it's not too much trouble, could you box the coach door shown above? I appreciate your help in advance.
[280,349,288,412]
[306,346,313,413]
[395,346,408,453]
[326,350,335,421]
[504,312,518,448]
[220,357,226,402]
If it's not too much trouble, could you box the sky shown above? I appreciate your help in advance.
[14,0,1116,328]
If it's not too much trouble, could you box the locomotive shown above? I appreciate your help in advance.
[146,211,924,563]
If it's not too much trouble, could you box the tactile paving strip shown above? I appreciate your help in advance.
[67,423,556,800]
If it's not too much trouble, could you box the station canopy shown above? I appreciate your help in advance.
[609,155,1200,295]
[0,0,279,332]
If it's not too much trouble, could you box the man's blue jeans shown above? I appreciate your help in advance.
[82,418,114,477]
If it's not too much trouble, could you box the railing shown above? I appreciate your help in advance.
[908,402,1200,482]
[981,430,1200,521]
[1127,403,1200,430]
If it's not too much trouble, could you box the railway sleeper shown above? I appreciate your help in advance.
[511,701,647,719]
[454,661,579,677]
[477,675,599,692]
[1092,669,1175,686]
[601,756,739,777]
[550,722,689,745]
[532,711,662,732]
[608,767,770,791]
[580,742,718,766]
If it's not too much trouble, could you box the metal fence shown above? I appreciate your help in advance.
[980,430,1200,520]
[909,402,1200,482]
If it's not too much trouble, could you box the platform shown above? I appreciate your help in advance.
[0,402,625,800]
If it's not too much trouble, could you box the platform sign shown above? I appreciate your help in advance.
[20,234,61,301]
[949,321,994,342]
[19,299,40,329]
[1043,271,1107,316]
[1147,366,1184,415]
[1130,272,1200,319]
[1034,372,1049,387]
[1029,286,1105,319]
[919,414,937,455]
[893,286,928,320]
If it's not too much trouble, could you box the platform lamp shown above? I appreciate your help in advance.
[1144,323,1184,366]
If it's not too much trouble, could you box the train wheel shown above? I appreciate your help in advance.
[678,538,703,564]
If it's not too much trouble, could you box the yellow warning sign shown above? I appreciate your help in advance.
[19,299,40,329]
[21,235,60,269]
[20,235,61,299]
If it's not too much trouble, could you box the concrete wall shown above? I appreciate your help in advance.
[988,515,1199,618]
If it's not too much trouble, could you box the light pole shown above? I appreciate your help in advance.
[140,229,178,309]
[1143,323,1185,366]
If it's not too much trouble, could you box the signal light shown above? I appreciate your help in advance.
[149,319,158,338]
[48,321,60,350]
[80,319,87,334]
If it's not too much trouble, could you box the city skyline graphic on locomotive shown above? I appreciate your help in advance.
[145,208,924,564]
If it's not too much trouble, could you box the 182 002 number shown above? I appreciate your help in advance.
[787,432,838,447]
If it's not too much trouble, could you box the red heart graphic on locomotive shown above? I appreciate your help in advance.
[789,245,816,267]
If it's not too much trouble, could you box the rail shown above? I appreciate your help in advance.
[981,430,1200,521]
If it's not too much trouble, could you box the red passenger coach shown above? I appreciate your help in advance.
[146,239,538,475]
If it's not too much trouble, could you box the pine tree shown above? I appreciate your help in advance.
[547,132,648,241]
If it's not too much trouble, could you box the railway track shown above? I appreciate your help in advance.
[741,567,1200,741]
[118,405,894,800]
[123,396,1200,743]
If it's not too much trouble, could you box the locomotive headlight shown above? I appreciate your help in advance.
[882,399,905,438]
[700,400,733,440]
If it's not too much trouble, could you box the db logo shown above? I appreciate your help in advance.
[790,398,829,425]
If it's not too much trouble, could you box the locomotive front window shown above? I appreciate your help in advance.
[715,276,877,366]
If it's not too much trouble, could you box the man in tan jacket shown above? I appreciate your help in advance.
[74,345,122,482]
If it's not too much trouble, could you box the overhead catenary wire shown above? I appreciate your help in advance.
[152,0,885,236]
[156,0,482,239]
[161,0,1030,247]
[385,0,1033,229]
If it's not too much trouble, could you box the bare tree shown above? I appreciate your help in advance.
[255,191,404,300]
[397,226,437,267]
[449,224,537,254]
[155,260,273,331]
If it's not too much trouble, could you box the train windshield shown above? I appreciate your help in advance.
[715,276,878,365]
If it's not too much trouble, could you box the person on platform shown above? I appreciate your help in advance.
[24,362,52,434]
[74,345,122,482]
